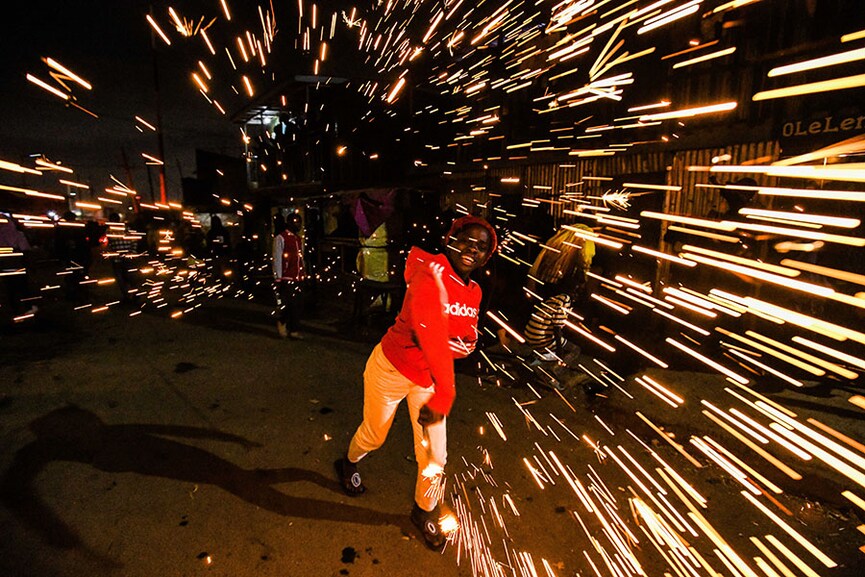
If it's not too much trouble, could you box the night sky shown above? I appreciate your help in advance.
[0,0,239,202]
[5,0,864,207]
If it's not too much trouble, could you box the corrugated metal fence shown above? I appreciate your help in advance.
[442,142,778,226]
[441,141,781,285]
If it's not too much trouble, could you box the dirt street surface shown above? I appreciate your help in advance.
[1,297,863,577]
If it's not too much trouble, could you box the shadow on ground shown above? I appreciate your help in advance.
[0,406,412,556]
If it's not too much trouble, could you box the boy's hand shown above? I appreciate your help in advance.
[428,261,448,305]
[418,404,445,426]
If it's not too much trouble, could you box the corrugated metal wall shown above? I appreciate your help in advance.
[442,152,668,222]
[664,141,780,219]
[443,141,779,222]
[441,141,781,286]
[657,141,780,284]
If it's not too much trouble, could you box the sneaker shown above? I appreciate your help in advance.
[334,458,366,496]
[536,350,558,362]
[582,379,606,398]
[545,378,566,392]
[276,321,288,338]
[411,504,446,551]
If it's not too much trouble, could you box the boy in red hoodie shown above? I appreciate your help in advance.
[336,215,496,550]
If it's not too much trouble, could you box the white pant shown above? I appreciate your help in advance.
[348,344,448,511]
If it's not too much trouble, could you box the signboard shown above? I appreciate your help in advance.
[777,109,865,156]
[780,114,865,139]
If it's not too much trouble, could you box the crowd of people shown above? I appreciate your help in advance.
[0,209,237,322]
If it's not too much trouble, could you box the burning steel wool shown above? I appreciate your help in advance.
[3,1,865,576]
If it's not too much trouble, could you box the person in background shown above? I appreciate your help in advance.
[55,211,92,302]
[483,272,585,391]
[524,292,575,362]
[272,213,305,339]
[523,238,592,363]
[206,216,230,278]
[206,216,229,256]
[0,213,37,318]
[484,226,594,391]
[335,215,497,551]
[357,222,389,283]
[104,213,140,304]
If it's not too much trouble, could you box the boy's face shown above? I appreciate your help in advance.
[448,224,491,278]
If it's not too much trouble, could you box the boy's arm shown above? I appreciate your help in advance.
[409,266,456,415]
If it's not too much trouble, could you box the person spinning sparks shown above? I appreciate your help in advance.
[335,215,497,550]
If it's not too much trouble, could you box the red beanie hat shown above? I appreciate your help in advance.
[445,215,498,263]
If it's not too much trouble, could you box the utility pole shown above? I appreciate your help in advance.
[150,4,168,204]
[120,146,143,213]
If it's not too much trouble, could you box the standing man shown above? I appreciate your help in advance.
[273,213,305,339]
[206,216,230,277]
[335,215,497,550]
[55,211,92,302]
[0,213,37,318]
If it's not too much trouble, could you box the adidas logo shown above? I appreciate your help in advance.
[445,302,478,318]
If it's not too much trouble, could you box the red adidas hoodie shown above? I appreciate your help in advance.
[380,247,482,415]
